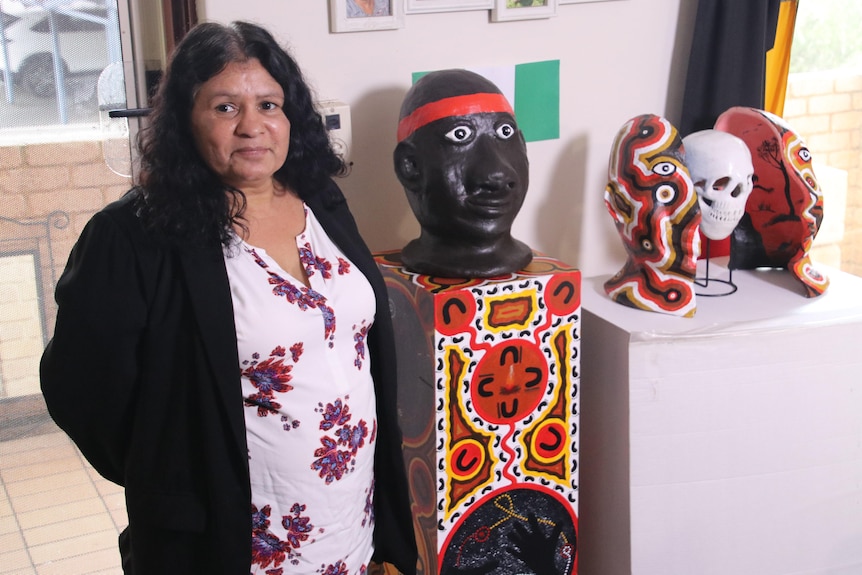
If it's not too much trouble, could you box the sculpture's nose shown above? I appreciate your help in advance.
[467,136,519,193]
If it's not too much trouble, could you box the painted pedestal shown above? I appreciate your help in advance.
[375,252,582,575]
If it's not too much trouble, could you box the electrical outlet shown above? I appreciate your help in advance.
[316,99,352,164]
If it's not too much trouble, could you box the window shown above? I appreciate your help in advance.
[1,2,133,571]
[784,0,862,278]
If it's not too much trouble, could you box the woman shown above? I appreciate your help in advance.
[40,21,417,575]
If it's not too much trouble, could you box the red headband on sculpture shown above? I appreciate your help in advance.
[397,93,514,142]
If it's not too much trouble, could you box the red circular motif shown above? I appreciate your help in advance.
[531,419,567,463]
[449,439,484,481]
[471,342,548,424]
[545,272,581,317]
[474,526,491,543]
[435,292,476,336]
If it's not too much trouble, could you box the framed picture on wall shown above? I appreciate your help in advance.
[491,0,557,22]
[329,0,405,33]
[405,0,493,13]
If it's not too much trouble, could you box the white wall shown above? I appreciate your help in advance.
[199,0,697,277]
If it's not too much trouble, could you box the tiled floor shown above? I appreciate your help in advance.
[0,423,127,575]
[1,424,402,575]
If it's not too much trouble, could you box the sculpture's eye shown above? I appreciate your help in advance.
[653,162,676,177]
[445,125,473,143]
[495,123,515,139]
[655,185,677,204]
[798,147,811,163]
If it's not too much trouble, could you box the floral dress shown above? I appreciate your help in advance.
[224,206,377,575]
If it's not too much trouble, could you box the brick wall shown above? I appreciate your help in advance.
[0,139,130,397]
[783,71,862,277]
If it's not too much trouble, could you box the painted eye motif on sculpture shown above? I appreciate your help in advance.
[798,147,811,163]
[445,125,473,143]
[653,161,677,177]
[495,123,515,140]
[655,184,677,204]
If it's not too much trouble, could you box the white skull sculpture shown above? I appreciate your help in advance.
[682,129,754,240]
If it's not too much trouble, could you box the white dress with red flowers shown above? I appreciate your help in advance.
[224,206,377,575]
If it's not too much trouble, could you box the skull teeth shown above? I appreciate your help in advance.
[702,209,745,223]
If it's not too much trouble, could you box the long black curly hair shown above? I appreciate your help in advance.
[135,21,346,247]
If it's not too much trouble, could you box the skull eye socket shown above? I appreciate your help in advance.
[653,162,676,177]
[655,185,677,204]
[712,177,731,192]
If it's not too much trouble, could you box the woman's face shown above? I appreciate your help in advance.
[190,58,290,192]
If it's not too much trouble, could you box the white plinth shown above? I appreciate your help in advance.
[579,262,862,575]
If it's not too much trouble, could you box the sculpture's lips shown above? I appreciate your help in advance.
[466,192,514,212]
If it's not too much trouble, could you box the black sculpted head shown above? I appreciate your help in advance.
[394,69,532,278]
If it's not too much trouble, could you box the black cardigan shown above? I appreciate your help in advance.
[40,181,417,575]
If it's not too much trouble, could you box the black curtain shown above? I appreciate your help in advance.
[678,0,782,137]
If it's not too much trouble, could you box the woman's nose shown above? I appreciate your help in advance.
[235,108,264,136]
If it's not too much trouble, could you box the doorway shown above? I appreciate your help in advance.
[0,1,194,571]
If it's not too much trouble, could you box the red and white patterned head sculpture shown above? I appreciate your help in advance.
[603,114,701,317]
[715,107,829,297]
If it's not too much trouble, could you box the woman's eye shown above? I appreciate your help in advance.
[495,123,515,139]
[261,101,280,111]
[215,104,236,113]
[653,161,676,177]
[445,125,473,143]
